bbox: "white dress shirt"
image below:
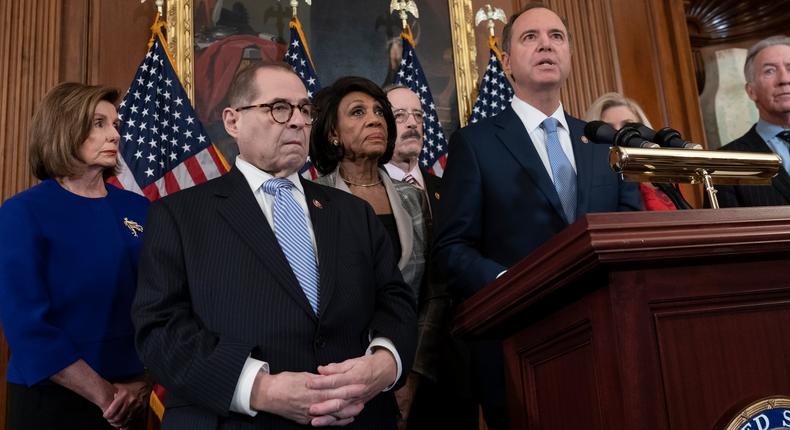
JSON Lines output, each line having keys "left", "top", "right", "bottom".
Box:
{"left": 494, "top": 98, "right": 576, "bottom": 280}
{"left": 229, "top": 157, "right": 402, "bottom": 416}
{"left": 384, "top": 162, "right": 425, "bottom": 189}
{"left": 510, "top": 97, "right": 577, "bottom": 181}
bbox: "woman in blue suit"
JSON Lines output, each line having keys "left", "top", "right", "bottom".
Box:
{"left": 0, "top": 83, "right": 151, "bottom": 429}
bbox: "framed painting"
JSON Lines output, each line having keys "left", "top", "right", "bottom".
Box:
{"left": 166, "top": 0, "right": 478, "bottom": 163}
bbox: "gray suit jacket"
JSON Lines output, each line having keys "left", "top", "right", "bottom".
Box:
{"left": 314, "top": 168, "right": 446, "bottom": 382}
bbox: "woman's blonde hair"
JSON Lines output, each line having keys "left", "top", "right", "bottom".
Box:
{"left": 29, "top": 82, "right": 120, "bottom": 180}
{"left": 584, "top": 92, "right": 652, "bottom": 128}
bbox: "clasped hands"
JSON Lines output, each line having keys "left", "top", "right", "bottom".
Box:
{"left": 102, "top": 378, "right": 152, "bottom": 429}
{"left": 250, "top": 349, "right": 397, "bottom": 427}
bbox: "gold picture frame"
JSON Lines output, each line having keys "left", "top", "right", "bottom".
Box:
{"left": 165, "top": 0, "right": 478, "bottom": 127}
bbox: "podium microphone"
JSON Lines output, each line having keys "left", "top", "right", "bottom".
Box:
{"left": 623, "top": 122, "right": 657, "bottom": 140}
{"left": 584, "top": 121, "right": 659, "bottom": 149}
{"left": 654, "top": 127, "right": 703, "bottom": 150}
{"left": 615, "top": 124, "right": 660, "bottom": 149}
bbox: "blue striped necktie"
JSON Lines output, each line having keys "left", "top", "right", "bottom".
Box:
{"left": 542, "top": 117, "right": 577, "bottom": 223}
{"left": 262, "top": 178, "right": 320, "bottom": 314}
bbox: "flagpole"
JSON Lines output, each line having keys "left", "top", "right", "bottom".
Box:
{"left": 141, "top": 0, "right": 164, "bottom": 17}
{"left": 284, "top": 0, "right": 321, "bottom": 179}
{"left": 468, "top": 6, "right": 513, "bottom": 125}
{"left": 289, "top": 0, "right": 312, "bottom": 18}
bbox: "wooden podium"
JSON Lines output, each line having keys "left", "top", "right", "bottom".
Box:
{"left": 453, "top": 207, "right": 790, "bottom": 429}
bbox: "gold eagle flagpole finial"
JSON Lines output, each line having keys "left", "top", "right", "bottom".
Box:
{"left": 475, "top": 4, "right": 507, "bottom": 38}
{"left": 390, "top": 0, "right": 419, "bottom": 30}
{"left": 288, "top": 0, "right": 312, "bottom": 18}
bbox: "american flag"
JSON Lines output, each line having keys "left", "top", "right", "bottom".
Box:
{"left": 393, "top": 29, "right": 447, "bottom": 177}
{"left": 469, "top": 36, "right": 513, "bottom": 124}
{"left": 109, "top": 27, "right": 228, "bottom": 200}
{"left": 285, "top": 16, "right": 321, "bottom": 179}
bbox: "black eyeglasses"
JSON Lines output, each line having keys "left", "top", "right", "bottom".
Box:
{"left": 235, "top": 101, "right": 317, "bottom": 124}
{"left": 393, "top": 109, "right": 425, "bottom": 124}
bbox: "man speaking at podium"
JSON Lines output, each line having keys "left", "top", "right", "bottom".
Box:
{"left": 433, "top": 3, "right": 641, "bottom": 428}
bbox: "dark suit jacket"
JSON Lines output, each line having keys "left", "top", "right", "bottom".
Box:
{"left": 421, "top": 167, "right": 441, "bottom": 218}
{"left": 717, "top": 125, "right": 790, "bottom": 207}
{"left": 132, "top": 168, "right": 417, "bottom": 430}
{"left": 434, "top": 107, "right": 643, "bottom": 300}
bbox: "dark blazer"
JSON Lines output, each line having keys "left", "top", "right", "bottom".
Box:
{"left": 717, "top": 125, "right": 790, "bottom": 207}
{"left": 132, "top": 168, "right": 417, "bottom": 430}
{"left": 421, "top": 167, "right": 441, "bottom": 217}
{"left": 434, "top": 106, "right": 642, "bottom": 300}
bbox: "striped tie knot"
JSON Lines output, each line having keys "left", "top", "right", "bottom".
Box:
{"left": 262, "top": 177, "right": 294, "bottom": 195}
{"left": 777, "top": 130, "right": 790, "bottom": 145}
{"left": 403, "top": 173, "right": 420, "bottom": 188}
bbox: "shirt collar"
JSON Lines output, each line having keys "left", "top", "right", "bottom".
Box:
{"left": 511, "top": 96, "right": 568, "bottom": 134}
{"left": 235, "top": 156, "right": 305, "bottom": 195}
{"left": 384, "top": 162, "right": 422, "bottom": 184}
{"left": 756, "top": 119, "right": 787, "bottom": 143}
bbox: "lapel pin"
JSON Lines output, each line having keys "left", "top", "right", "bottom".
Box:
{"left": 434, "top": 192, "right": 440, "bottom": 200}
{"left": 312, "top": 199, "right": 323, "bottom": 209}
{"left": 123, "top": 217, "right": 143, "bottom": 237}
{"left": 580, "top": 136, "right": 589, "bottom": 144}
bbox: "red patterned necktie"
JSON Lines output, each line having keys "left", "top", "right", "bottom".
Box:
{"left": 403, "top": 174, "right": 421, "bottom": 189}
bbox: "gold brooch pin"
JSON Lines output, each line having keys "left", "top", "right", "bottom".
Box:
{"left": 123, "top": 217, "right": 144, "bottom": 237}
{"left": 312, "top": 199, "right": 323, "bottom": 209}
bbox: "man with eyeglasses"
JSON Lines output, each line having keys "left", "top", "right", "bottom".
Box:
{"left": 381, "top": 85, "right": 477, "bottom": 430}
{"left": 383, "top": 85, "right": 442, "bottom": 215}
{"left": 133, "top": 61, "right": 417, "bottom": 430}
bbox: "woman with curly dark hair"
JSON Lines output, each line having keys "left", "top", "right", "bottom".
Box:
{"left": 311, "top": 76, "right": 449, "bottom": 427}
{"left": 310, "top": 76, "right": 428, "bottom": 292}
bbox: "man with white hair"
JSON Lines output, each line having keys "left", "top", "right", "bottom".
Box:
{"left": 383, "top": 84, "right": 441, "bottom": 214}
{"left": 718, "top": 35, "right": 790, "bottom": 207}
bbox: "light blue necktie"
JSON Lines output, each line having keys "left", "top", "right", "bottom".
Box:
{"left": 542, "top": 117, "right": 577, "bottom": 223}
{"left": 777, "top": 131, "right": 790, "bottom": 175}
{"left": 262, "top": 178, "right": 320, "bottom": 314}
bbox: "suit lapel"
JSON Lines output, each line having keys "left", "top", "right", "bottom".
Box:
{"left": 495, "top": 107, "right": 566, "bottom": 221}
{"left": 216, "top": 168, "right": 317, "bottom": 320}
{"left": 743, "top": 127, "right": 790, "bottom": 203}
{"left": 419, "top": 166, "right": 439, "bottom": 218}
{"left": 302, "top": 179, "right": 338, "bottom": 318}
{"left": 772, "top": 170, "right": 790, "bottom": 203}
{"left": 568, "top": 114, "right": 593, "bottom": 216}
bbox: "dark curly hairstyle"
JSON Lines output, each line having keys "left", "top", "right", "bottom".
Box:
{"left": 309, "top": 76, "right": 397, "bottom": 175}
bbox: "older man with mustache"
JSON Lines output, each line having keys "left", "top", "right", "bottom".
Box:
{"left": 383, "top": 85, "right": 442, "bottom": 215}
{"left": 381, "top": 85, "right": 476, "bottom": 430}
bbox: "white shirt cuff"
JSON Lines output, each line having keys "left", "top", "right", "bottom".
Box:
{"left": 366, "top": 336, "right": 402, "bottom": 391}
{"left": 496, "top": 269, "right": 508, "bottom": 279}
{"left": 230, "top": 356, "right": 267, "bottom": 416}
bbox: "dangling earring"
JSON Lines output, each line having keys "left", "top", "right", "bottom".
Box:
{"left": 330, "top": 137, "right": 340, "bottom": 147}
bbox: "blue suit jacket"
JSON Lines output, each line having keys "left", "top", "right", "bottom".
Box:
{"left": 434, "top": 107, "right": 642, "bottom": 300}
